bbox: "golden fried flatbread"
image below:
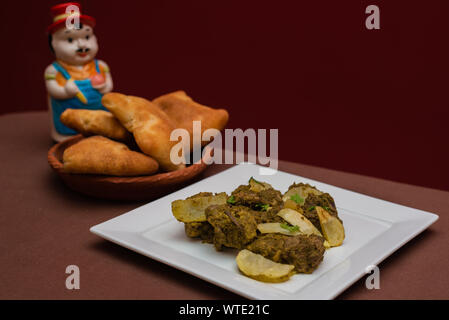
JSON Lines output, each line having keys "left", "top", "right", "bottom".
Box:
{"left": 102, "top": 93, "right": 185, "bottom": 172}
{"left": 63, "top": 136, "right": 159, "bottom": 176}
{"left": 60, "top": 109, "right": 131, "bottom": 142}
{"left": 153, "top": 91, "right": 229, "bottom": 149}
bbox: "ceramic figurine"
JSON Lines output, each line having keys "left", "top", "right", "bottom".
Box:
{"left": 44, "top": 2, "right": 113, "bottom": 142}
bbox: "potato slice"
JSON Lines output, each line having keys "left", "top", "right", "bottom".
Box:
{"left": 316, "top": 206, "right": 345, "bottom": 247}
{"left": 236, "top": 249, "right": 295, "bottom": 283}
{"left": 171, "top": 192, "right": 228, "bottom": 222}
{"left": 282, "top": 185, "right": 323, "bottom": 203}
{"left": 248, "top": 177, "right": 272, "bottom": 192}
{"left": 283, "top": 199, "right": 298, "bottom": 210}
{"left": 258, "top": 210, "right": 332, "bottom": 249}
{"left": 257, "top": 222, "right": 301, "bottom": 236}
{"left": 277, "top": 208, "right": 322, "bottom": 237}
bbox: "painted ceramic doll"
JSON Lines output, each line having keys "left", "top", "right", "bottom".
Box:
{"left": 44, "top": 2, "right": 113, "bottom": 142}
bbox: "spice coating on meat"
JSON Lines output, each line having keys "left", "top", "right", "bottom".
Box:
{"left": 231, "top": 185, "right": 284, "bottom": 212}
{"left": 302, "top": 193, "right": 339, "bottom": 231}
{"left": 184, "top": 222, "right": 214, "bottom": 243}
{"left": 285, "top": 183, "right": 341, "bottom": 232}
{"left": 177, "top": 179, "right": 336, "bottom": 277}
{"left": 246, "top": 233, "right": 325, "bottom": 274}
{"left": 250, "top": 208, "right": 284, "bottom": 224}
{"left": 205, "top": 204, "right": 258, "bottom": 251}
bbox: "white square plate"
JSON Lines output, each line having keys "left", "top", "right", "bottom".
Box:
{"left": 90, "top": 163, "right": 438, "bottom": 299}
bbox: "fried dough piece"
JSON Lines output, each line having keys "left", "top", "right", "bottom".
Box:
{"left": 153, "top": 91, "right": 229, "bottom": 149}
{"left": 63, "top": 136, "right": 159, "bottom": 176}
{"left": 60, "top": 109, "right": 131, "bottom": 142}
{"left": 102, "top": 93, "right": 185, "bottom": 172}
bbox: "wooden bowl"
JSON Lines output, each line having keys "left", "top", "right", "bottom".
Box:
{"left": 48, "top": 135, "right": 209, "bottom": 201}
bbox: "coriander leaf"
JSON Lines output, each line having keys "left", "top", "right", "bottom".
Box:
{"left": 227, "top": 195, "right": 236, "bottom": 204}
{"left": 323, "top": 206, "right": 331, "bottom": 211}
{"left": 290, "top": 194, "right": 304, "bottom": 204}
{"left": 261, "top": 204, "right": 271, "bottom": 211}
{"left": 308, "top": 206, "right": 316, "bottom": 211}
{"left": 280, "top": 223, "right": 300, "bottom": 233}
{"left": 254, "top": 203, "right": 271, "bottom": 211}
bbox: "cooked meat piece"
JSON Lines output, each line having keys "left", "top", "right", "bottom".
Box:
{"left": 287, "top": 182, "right": 323, "bottom": 194}
{"left": 228, "top": 196, "right": 283, "bottom": 224}
{"left": 231, "top": 185, "right": 284, "bottom": 212}
{"left": 246, "top": 233, "right": 325, "bottom": 273}
{"left": 205, "top": 204, "right": 258, "bottom": 251}
{"left": 284, "top": 183, "right": 341, "bottom": 233}
{"left": 250, "top": 208, "right": 284, "bottom": 224}
{"left": 302, "top": 193, "right": 340, "bottom": 231}
{"left": 184, "top": 222, "right": 214, "bottom": 243}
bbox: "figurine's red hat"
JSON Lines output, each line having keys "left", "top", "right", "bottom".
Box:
{"left": 47, "top": 2, "right": 96, "bottom": 34}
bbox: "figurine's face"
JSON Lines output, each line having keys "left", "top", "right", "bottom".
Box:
{"left": 52, "top": 24, "right": 98, "bottom": 66}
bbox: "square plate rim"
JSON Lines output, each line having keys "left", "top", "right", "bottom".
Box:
{"left": 90, "top": 163, "right": 439, "bottom": 300}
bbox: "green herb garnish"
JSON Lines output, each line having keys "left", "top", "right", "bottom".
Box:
{"left": 308, "top": 206, "right": 316, "bottom": 211}
{"left": 280, "top": 223, "right": 300, "bottom": 233}
{"left": 290, "top": 194, "right": 304, "bottom": 204}
{"left": 254, "top": 203, "right": 271, "bottom": 211}
{"left": 227, "top": 195, "right": 236, "bottom": 204}
{"left": 323, "top": 206, "right": 331, "bottom": 211}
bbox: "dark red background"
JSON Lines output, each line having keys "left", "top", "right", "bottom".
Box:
{"left": 2, "top": 0, "right": 449, "bottom": 190}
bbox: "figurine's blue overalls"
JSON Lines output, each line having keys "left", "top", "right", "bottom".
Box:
{"left": 50, "top": 59, "right": 106, "bottom": 135}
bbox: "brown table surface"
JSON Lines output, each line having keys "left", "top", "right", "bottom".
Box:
{"left": 1, "top": 111, "right": 448, "bottom": 300}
